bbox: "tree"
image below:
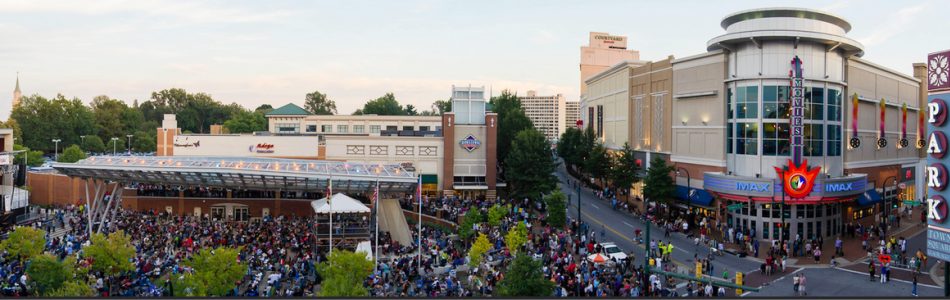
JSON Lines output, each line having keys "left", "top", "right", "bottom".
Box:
{"left": 12, "top": 94, "right": 96, "bottom": 152}
{"left": 223, "top": 110, "right": 266, "bottom": 133}
{"left": 175, "top": 247, "right": 248, "bottom": 297}
{"left": 13, "top": 144, "right": 44, "bottom": 167}
{"left": 403, "top": 104, "right": 418, "bottom": 116}
{"left": 0, "top": 226, "right": 45, "bottom": 261}
{"left": 544, "top": 190, "right": 567, "bottom": 228}
{"left": 254, "top": 104, "right": 274, "bottom": 114}
{"left": 316, "top": 250, "right": 373, "bottom": 297}
{"left": 58, "top": 145, "right": 86, "bottom": 163}
{"left": 467, "top": 233, "right": 491, "bottom": 268}
{"left": 487, "top": 204, "right": 508, "bottom": 227}
{"left": 83, "top": 135, "right": 106, "bottom": 153}
{"left": 26, "top": 254, "right": 77, "bottom": 296}
{"left": 432, "top": 99, "right": 451, "bottom": 115}
{"left": 90, "top": 95, "right": 130, "bottom": 143}
{"left": 105, "top": 137, "right": 126, "bottom": 155}
{"left": 504, "top": 222, "right": 528, "bottom": 254}
{"left": 0, "top": 118, "right": 23, "bottom": 144}
{"left": 585, "top": 142, "right": 610, "bottom": 188}
{"left": 496, "top": 254, "right": 555, "bottom": 296}
{"left": 46, "top": 280, "right": 94, "bottom": 297}
{"left": 458, "top": 207, "right": 483, "bottom": 241}
{"left": 144, "top": 88, "right": 238, "bottom": 133}
{"left": 642, "top": 156, "right": 675, "bottom": 205}
{"left": 611, "top": 142, "right": 640, "bottom": 200}
{"left": 360, "top": 93, "right": 405, "bottom": 115}
{"left": 556, "top": 127, "right": 584, "bottom": 169}
{"left": 504, "top": 129, "right": 557, "bottom": 200}
{"left": 84, "top": 231, "right": 135, "bottom": 294}
{"left": 132, "top": 131, "right": 156, "bottom": 153}
{"left": 304, "top": 90, "right": 337, "bottom": 115}
{"left": 490, "top": 90, "right": 534, "bottom": 168}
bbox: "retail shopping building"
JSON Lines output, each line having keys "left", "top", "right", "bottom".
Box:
{"left": 581, "top": 7, "right": 927, "bottom": 241}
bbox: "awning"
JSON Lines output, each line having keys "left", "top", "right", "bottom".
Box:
{"left": 355, "top": 240, "right": 373, "bottom": 261}
{"left": 856, "top": 189, "right": 883, "bottom": 207}
{"left": 674, "top": 185, "right": 714, "bottom": 207}
{"left": 310, "top": 193, "right": 371, "bottom": 214}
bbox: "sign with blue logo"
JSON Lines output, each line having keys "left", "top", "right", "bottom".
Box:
{"left": 704, "top": 173, "right": 866, "bottom": 198}
{"left": 459, "top": 134, "right": 481, "bottom": 152}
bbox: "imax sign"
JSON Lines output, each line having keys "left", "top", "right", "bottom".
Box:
{"left": 736, "top": 182, "right": 770, "bottom": 192}
{"left": 825, "top": 182, "right": 855, "bottom": 192}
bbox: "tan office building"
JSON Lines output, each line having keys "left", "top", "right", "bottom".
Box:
{"left": 580, "top": 32, "right": 640, "bottom": 98}
{"left": 518, "top": 90, "right": 566, "bottom": 142}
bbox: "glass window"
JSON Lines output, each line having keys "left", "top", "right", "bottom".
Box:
{"left": 353, "top": 125, "right": 365, "bottom": 133}
{"left": 321, "top": 125, "right": 332, "bottom": 133}
{"left": 764, "top": 222, "right": 770, "bottom": 239}
{"left": 306, "top": 125, "right": 317, "bottom": 133}
{"left": 403, "top": 126, "right": 414, "bottom": 131}
{"left": 727, "top": 123, "right": 733, "bottom": 154}
{"left": 762, "top": 122, "right": 790, "bottom": 156}
{"left": 276, "top": 123, "right": 299, "bottom": 133}
{"left": 337, "top": 125, "right": 348, "bottom": 133}
{"left": 827, "top": 89, "right": 842, "bottom": 121}
{"left": 737, "top": 122, "right": 758, "bottom": 155}
{"left": 804, "top": 124, "right": 824, "bottom": 156}
{"left": 804, "top": 87, "right": 824, "bottom": 120}
{"left": 370, "top": 125, "right": 381, "bottom": 133}
{"left": 386, "top": 126, "right": 398, "bottom": 131}
{"left": 827, "top": 124, "right": 842, "bottom": 156}
{"left": 727, "top": 88, "right": 734, "bottom": 119}
{"left": 736, "top": 86, "right": 758, "bottom": 119}
{"left": 419, "top": 126, "right": 430, "bottom": 132}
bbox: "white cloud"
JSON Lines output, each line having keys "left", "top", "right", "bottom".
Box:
{"left": 857, "top": 2, "right": 929, "bottom": 47}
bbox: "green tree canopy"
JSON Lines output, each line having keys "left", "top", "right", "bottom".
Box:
{"left": 642, "top": 156, "right": 675, "bottom": 204}
{"left": 13, "top": 144, "right": 44, "bottom": 167}
{"left": 316, "top": 250, "right": 374, "bottom": 297}
{"left": 0, "top": 226, "right": 46, "bottom": 261}
{"left": 83, "top": 135, "right": 106, "bottom": 153}
{"left": 487, "top": 204, "right": 508, "bottom": 227}
{"left": 176, "top": 247, "right": 248, "bottom": 297}
{"left": 223, "top": 110, "right": 266, "bottom": 133}
{"left": 254, "top": 104, "right": 274, "bottom": 114}
{"left": 432, "top": 99, "right": 451, "bottom": 115}
{"left": 611, "top": 142, "right": 640, "bottom": 197}
{"left": 496, "top": 254, "right": 555, "bottom": 296}
{"left": 504, "top": 129, "right": 557, "bottom": 200}
{"left": 143, "top": 88, "right": 240, "bottom": 133}
{"left": 12, "top": 94, "right": 96, "bottom": 152}
{"left": 132, "top": 130, "right": 156, "bottom": 153}
{"left": 585, "top": 142, "right": 611, "bottom": 186}
{"left": 26, "top": 254, "right": 77, "bottom": 296}
{"left": 58, "top": 145, "right": 86, "bottom": 163}
{"left": 490, "top": 90, "right": 534, "bottom": 168}
{"left": 84, "top": 231, "right": 136, "bottom": 277}
{"left": 0, "top": 118, "right": 23, "bottom": 144}
{"left": 556, "top": 127, "right": 584, "bottom": 169}
{"left": 46, "top": 280, "right": 94, "bottom": 297}
{"left": 467, "top": 233, "right": 491, "bottom": 268}
{"left": 458, "top": 207, "right": 483, "bottom": 241}
{"left": 304, "top": 90, "right": 337, "bottom": 115}
{"left": 504, "top": 222, "right": 529, "bottom": 254}
{"left": 90, "top": 95, "right": 130, "bottom": 143}
{"left": 544, "top": 190, "right": 567, "bottom": 228}
{"left": 359, "top": 93, "right": 405, "bottom": 115}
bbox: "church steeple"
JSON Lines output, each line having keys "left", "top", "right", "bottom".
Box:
{"left": 12, "top": 72, "right": 21, "bottom": 109}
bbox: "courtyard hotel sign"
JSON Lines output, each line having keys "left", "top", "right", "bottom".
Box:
{"left": 926, "top": 49, "right": 950, "bottom": 262}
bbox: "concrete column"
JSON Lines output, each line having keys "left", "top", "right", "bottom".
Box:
{"left": 178, "top": 190, "right": 185, "bottom": 216}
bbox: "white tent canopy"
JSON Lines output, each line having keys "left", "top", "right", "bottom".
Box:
{"left": 355, "top": 241, "right": 373, "bottom": 261}
{"left": 310, "top": 193, "right": 371, "bottom": 214}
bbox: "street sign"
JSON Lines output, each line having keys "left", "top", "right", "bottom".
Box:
{"left": 904, "top": 200, "right": 922, "bottom": 206}
{"left": 726, "top": 204, "right": 743, "bottom": 211}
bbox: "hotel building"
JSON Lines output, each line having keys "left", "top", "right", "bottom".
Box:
{"left": 518, "top": 90, "right": 566, "bottom": 142}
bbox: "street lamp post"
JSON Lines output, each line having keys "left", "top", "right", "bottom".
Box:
{"left": 110, "top": 137, "right": 118, "bottom": 156}
{"left": 676, "top": 167, "right": 691, "bottom": 208}
{"left": 126, "top": 134, "right": 134, "bottom": 154}
{"left": 881, "top": 175, "right": 898, "bottom": 227}
{"left": 51, "top": 139, "right": 61, "bottom": 161}
{"left": 79, "top": 135, "right": 86, "bottom": 155}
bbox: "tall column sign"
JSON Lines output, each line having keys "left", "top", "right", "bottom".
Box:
{"left": 926, "top": 50, "right": 950, "bottom": 269}
{"left": 775, "top": 56, "right": 821, "bottom": 199}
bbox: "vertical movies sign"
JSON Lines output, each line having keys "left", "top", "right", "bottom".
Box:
{"left": 789, "top": 56, "right": 805, "bottom": 164}
{"left": 926, "top": 49, "right": 950, "bottom": 262}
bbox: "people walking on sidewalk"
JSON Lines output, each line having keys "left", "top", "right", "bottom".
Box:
{"left": 868, "top": 261, "right": 876, "bottom": 281}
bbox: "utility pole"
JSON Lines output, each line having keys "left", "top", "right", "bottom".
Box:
{"left": 126, "top": 134, "right": 134, "bottom": 154}
{"left": 110, "top": 137, "right": 118, "bottom": 156}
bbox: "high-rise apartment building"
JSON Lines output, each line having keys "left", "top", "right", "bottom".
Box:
{"left": 565, "top": 100, "right": 580, "bottom": 130}
{"left": 518, "top": 90, "right": 566, "bottom": 142}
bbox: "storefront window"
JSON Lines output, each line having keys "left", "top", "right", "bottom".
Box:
{"left": 827, "top": 124, "right": 842, "bottom": 156}
{"left": 763, "top": 122, "right": 790, "bottom": 156}
{"left": 727, "top": 88, "right": 734, "bottom": 119}
{"left": 736, "top": 86, "right": 758, "bottom": 119}
{"left": 804, "top": 87, "right": 824, "bottom": 120}
{"left": 827, "top": 89, "right": 842, "bottom": 121}
{"left": 727, "top": 123, "right": 733, "bottom": 154}
{"left": 804, "top": 123, "right": 824, "bottom": 156}
{"left": 763, "top": 222, "right": 770, "bottom": 239}
{"left": 737, "top": 122, "right": 758, "bottom": 155}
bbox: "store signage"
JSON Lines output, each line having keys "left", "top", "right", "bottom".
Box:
{"left": 0, "top": 154, "right": 11, "bottom": 166}
{"left": 824, "top": 182, "right": 854, "bottom": 192}
{"left": 173, "top": 137, "right": 200, "bottom": 148}
{"left": 249, "top": 143, "right": 275, "bottom": 153}
{"left": 790, "top": 56, "right": 805, "bottom": 163}
{"left": 927, "top": 49, "right": 950, "bottom": 262}
{"left": 775, "top": 159, "right": 821, "bottom": 199}
{"left": 459, "top": 134, "right": 481, "bottom": 152}
{"left": 735, "top": 182, "right": 770, "bottom": 192}
{"left": 902, "top": 167, "right": 915, "bottom": 182}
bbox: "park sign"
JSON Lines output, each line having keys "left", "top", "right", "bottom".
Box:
{"left": 927, "top": 49, "right": 950, "bottom": 262}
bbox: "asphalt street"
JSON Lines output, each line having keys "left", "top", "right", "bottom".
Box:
{"left": 554, "top": 164, "right": 945, "bottom": 297}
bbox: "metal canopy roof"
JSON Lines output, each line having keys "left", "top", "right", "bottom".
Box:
{"left": 52, "top": 156, "right": 419, "bottom": 193}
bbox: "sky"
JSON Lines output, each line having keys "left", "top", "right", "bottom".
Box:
{"left": 0, "top": 0, "right": 946, "bottom": 120}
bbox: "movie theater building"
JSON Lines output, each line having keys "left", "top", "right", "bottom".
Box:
{"left": 670, "top": 8, "right": 927, "bottom": 241}
{"left": 154, "top": 85, "right": 498, "bottom": 199}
